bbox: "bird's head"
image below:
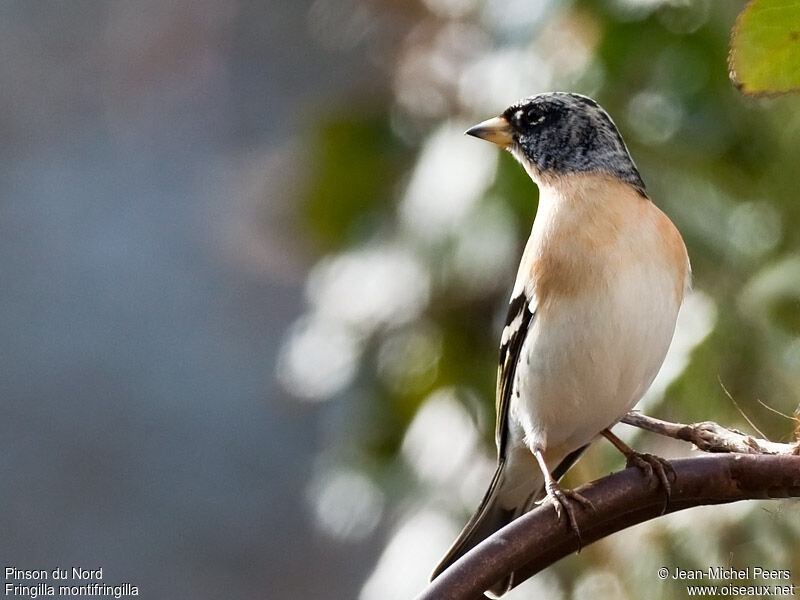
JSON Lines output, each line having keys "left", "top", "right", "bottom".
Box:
{"left": 466, "top": 92, "right": 646, "bottom": 195}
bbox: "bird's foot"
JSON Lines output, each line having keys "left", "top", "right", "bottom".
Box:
{"left": 626, "top": 451, "right": 675, "bottom": 513}
{"left": 541, "top": 480, "right": 594, "bottom": 548}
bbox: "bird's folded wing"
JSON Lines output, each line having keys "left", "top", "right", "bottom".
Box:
{"left": 495, "top": 289, "right": 536, "bottom": 457}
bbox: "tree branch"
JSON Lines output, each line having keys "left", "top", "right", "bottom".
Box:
{"left": 417, "top": 429, "right": 800, "bottom": 600}
{"left": 621, "top": 412, "right": 799, "bottom": 455}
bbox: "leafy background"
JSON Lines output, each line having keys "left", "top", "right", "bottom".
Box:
{"left": 279, "top": 0, "right": 800, "bottom": 598}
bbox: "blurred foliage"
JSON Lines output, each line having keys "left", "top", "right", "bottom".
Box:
{"left": 283, "top": 0, "right": 800, "bottom": 597}
{"left": 303, "top": 110, "right": 411, "bottom": 250}
{"left": 730, "top": 0, "right": 800, "bottom": 95}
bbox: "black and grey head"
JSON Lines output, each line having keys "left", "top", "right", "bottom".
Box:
{"left": 466, "top": 92, "right": 646, "bottom": 195}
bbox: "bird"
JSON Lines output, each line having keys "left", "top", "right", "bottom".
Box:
{"left": 430, "top": 92, "right": 690, "bottom": 596}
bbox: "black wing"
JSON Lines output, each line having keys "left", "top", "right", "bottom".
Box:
{"left": 495, "top": 289, "right": 535, "bottom": 458}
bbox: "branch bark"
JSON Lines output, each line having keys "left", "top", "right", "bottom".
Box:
{"left": 621, "top": 412, "right": 799, "bottom": 455}
{"left": 416, "top": 417, "right": 800, "bottom": 600}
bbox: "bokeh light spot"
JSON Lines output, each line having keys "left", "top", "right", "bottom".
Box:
{"left": 307, "top": 467, "right": 384, "bottom": 541}
{"left": 276, "top": 316, "right": 361, "bottom": 401}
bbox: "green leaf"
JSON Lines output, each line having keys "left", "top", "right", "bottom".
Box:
{"left": 730, "top": 0, "right": 800, "bottom": 95}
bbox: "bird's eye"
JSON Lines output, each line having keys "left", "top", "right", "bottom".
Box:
{"left": 524, "top": 108, "right": 544, "bottom": 126}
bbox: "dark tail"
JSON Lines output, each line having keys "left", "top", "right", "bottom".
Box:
{"left": 430, "top": 460, "right": 520, "bottom": 596}
{"left": 431, "top": 444, "right": 590, "bottom": 597}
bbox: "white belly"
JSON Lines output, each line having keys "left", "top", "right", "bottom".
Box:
{"left": 509, "top": 262, "right": 681, "bottom": 459}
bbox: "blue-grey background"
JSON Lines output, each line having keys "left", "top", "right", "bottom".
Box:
{"left": 0, "top": 2, "right": 382, "bottom": 597}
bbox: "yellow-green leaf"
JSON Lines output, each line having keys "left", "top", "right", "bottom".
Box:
{"left": 729, "top": 0, "right": 800, "bottom": 95}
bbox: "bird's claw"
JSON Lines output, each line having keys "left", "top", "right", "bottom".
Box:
{"left": 626, "top": 451, "right": 675, "bottom": 513}
{"left": 541, "top": 480, "right": 595, "bottom": 549}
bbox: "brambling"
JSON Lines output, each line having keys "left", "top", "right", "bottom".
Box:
{"left": 431, "top": 93, "right": 690, "bottom": 596}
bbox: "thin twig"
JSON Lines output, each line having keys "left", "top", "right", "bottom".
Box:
{"left": 757, "top": 398, "right": 795, "bottom": 422}
{"left": 620, "top": 411, "right": 797, "bottom": 455}
{"left": 717, "top": 375, "right": 767, "bottom": 439}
